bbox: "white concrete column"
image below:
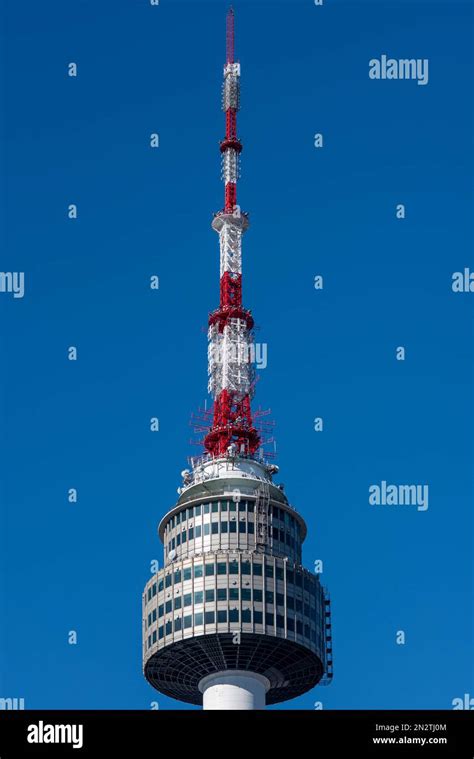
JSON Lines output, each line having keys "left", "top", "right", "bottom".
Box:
{"left": 199, "top": 670, "right": 270, "bottom": 710}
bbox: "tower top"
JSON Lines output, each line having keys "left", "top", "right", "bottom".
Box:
{"left": 226, "top": 7, "right": 235, "bottom": 63}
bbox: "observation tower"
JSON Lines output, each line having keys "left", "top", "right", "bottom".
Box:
{"left": 142, "top": 8, "right": 333, "bottom": 710}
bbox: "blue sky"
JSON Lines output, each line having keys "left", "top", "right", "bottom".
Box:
{"left": 0, "top": 0, "right": 472, "bottom": 710}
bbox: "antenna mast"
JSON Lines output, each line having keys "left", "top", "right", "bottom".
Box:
{"left": 205, "top": 7, "right": 259, "bottom": 458}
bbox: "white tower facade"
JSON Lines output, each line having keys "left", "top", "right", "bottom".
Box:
{"left": 143, "top": 456, "right": 332, "bottom": 709}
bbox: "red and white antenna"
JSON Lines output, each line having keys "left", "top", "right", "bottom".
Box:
{"left": 204, "top": 7, "right": 260, "bottom": 458}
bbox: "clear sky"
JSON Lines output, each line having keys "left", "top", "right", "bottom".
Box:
{"left": 0, "top": 0, "right": 472, "bottom": 710}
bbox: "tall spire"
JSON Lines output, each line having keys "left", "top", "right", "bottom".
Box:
{"left": 204, "top": 8, "right": 259, "bottom": 457}
{"left": 226, "top": 6, "right": 235, "bottom": 64}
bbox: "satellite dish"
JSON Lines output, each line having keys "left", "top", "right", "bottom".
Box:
{"left": 168, "top": 549, "right": 176, "bottom": 561}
